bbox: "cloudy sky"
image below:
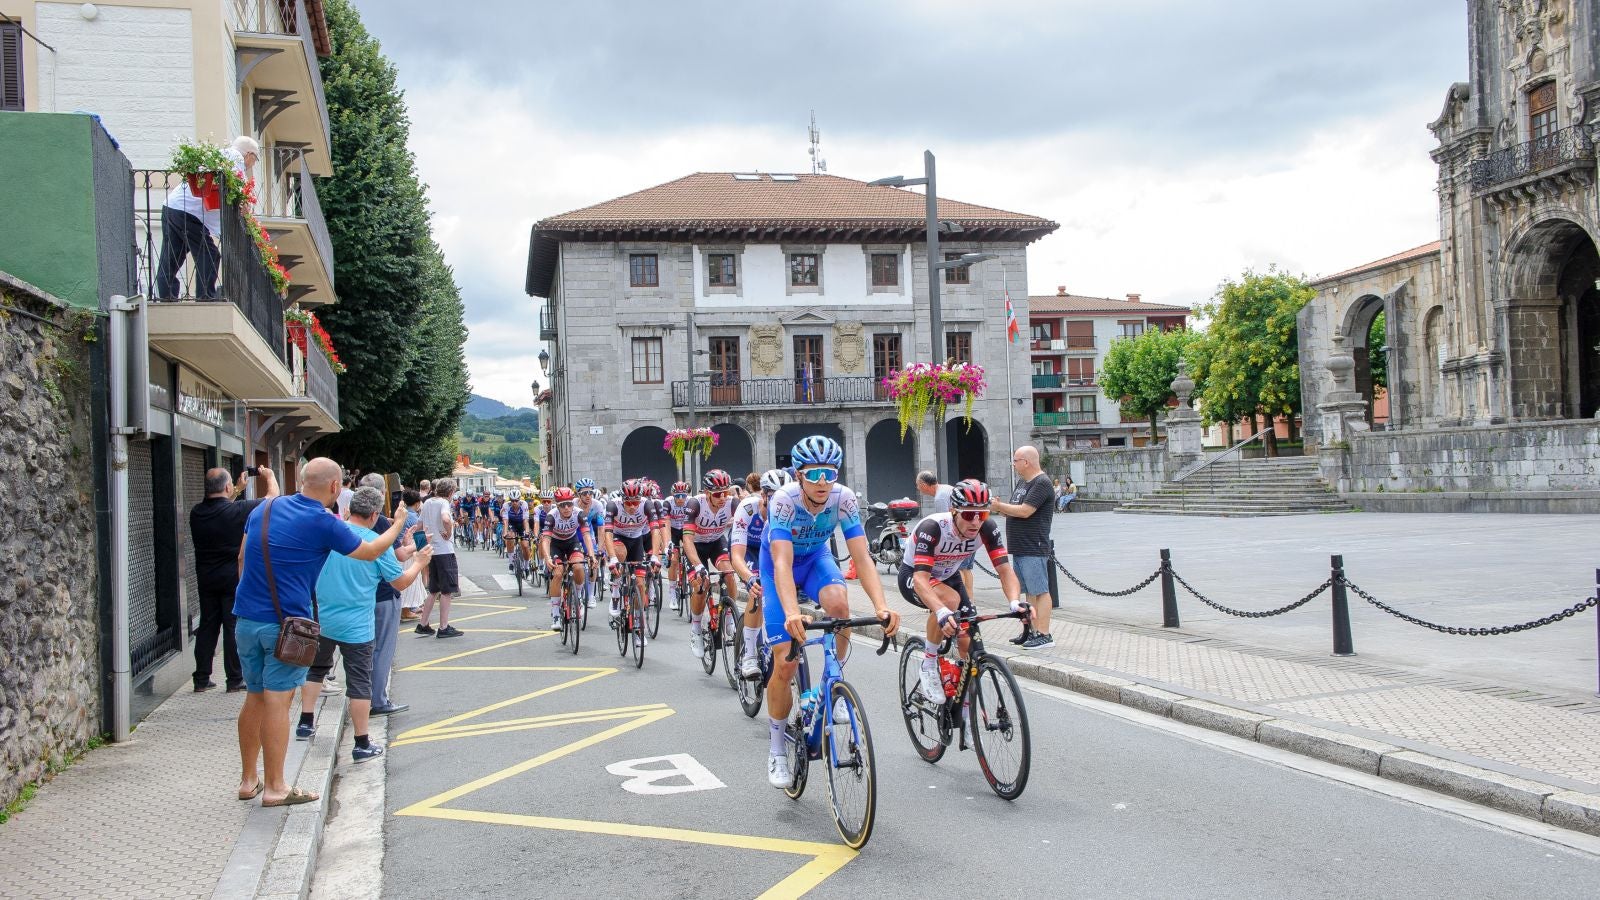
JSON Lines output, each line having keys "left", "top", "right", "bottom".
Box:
{"left": 349, "top": 0, "right": 1466, "bottom": 410}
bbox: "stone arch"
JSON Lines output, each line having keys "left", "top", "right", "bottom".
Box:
{"left": 702, "top": 423, "right": 755, "bottom": 484}
{"left": 774, "top": 422, "right": 846, "bottom": 481}
{"left": 1420, "top": 306, "right": 1445, "bottom": 420}
{"left": 1503, "top": 215, "right": 1600, "bottom": 300}
{"left": 864, "top": 419, "right": 916, "bottom": 503}
{"left": 943, "top": 417, "right": 988, "bottom": 483}
{"left": 1341, "top": 294, "right": 1388, "bottom": 428}
{"left": 618, "top": 425, "right": 676, "bottom": 491}
{"left": 1501, "top": 216, "right": 1600, "bottom": 418}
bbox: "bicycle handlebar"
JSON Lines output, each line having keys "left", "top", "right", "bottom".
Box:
{"left": 784, "top": 614, "right": 894, "bottom": 663}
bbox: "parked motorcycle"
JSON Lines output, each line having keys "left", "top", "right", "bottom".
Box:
{"left": 863, "top": 498, "right": 920, "bottom": 571}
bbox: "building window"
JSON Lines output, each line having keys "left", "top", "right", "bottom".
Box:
{"left": 1529, "top": 81, "right": 1558, "bottom": 144}
{"left": 0, "top": 22, "right": 21, "bottom": 112}
{"left": 707, "top": 253, "right": 736, "bottom": 287}
{"left": 1068, "top": 394, "right": 1097, "bottom": 415}
{"left": 943, "top": 252, "right": 971, "bottom": 284}
{"left": 709, "top": 336, "right": 739, "bottom": 380}
{"left": 1029, "top": 322, "right": 1054, "bottom": 342}
{"left": 945, "top": 331, "right": 972, "bottom": 364}
{"left": 872, "top": 333, "right": 902, "bottom": 379}
{"left": 1119, "top": 320, "right": 1145, "bottom": 340}
{"left": 794, "top": 335, "right": 824, "bottom": 402}
{"left": 870, "top": 253, "right": 899, "bottom": 287}
{"left": 1066, "top": 321, "right": 1094, "bottom": 349}
{"left": 1066, "top": 357, "right": 1095, "bottom": 386}
{"left": 789, "top": 253, "right": 819, "bottom": 287}
{"left": 1031, "top": 359, "right": 1057, "bottom": 376}
{"left": 631, "top": 337, "right": 663, "bottom": 383}
{"left": 629, "top": 254, "right": 659, "bottom": 288}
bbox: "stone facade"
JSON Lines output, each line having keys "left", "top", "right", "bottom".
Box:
{"left": 1330, "top": 419, "right": 1600, "bottom": 493}
{"left": 1046, "top": 445, "right": 1168, "bottom": 502}
{"left": 0, "top": 279, "right": 101, "bottom": 810}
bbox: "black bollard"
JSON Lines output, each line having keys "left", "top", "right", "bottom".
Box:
{"left": 1594, "top": 569, "right": 1599, "bottom": 697}
{"left": 1160, "top": 549, "right": 1180, "bottom": 628}
{"left": 1048, "top": 539, "right": 1061, "bottom": 609}
{"left": 1330, "top": 554, "right": 1356, "bottom": 656}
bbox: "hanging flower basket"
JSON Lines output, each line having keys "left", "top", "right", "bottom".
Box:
{"left": 882, "top": 362, "right": 987, "bottom": 438}
{"left": 184, "top": 172, "right": 223, "bottom": 211}
{"left": 286, "top": 321, "right": 309, "bottom": 355}
{"left": 663, "top": 427, "right": 718, "bottom": 468}
{"left": 284, "top": 307, "right": 347, "bottom": 374}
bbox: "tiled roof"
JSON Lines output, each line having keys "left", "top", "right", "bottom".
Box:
{"left": 1027, "top": 293, "right": 1192, "bottom": 317}
{"left": 526, "top": 173, "right": 1058, "bottom": 297}
{"left": 1311, "top": 241, "right": 1441, "bottom": 286}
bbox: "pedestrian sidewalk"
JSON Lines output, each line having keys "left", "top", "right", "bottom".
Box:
{"left": 0, "top": 682, "right": 345, "bottom": 900}
{"left": 841, "top": 573, "right": 1600, "bottom": 837}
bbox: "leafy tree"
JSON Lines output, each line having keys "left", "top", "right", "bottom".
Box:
{"left": 1191, "top": 267, "right": 1314, "bottom": 455}
{"left": 1368, "top": 312, "right": 1387, "bottom": 391}
{"left": 306, "top": 0, "right": 468, "bottom": 481}
{"left": 1099, "top": 327, "right": 1204, "bottom": 441}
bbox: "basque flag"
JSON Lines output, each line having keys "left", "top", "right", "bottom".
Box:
{"left": 1005, "top": 289, "right": 1020, "bottom": 343}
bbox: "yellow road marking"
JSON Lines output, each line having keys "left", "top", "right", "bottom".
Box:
{"left": 394, "top": 629, "right": 858, "bottom": 897}
{"left": 398, "top": 601, "right": 524, "bottom": 633}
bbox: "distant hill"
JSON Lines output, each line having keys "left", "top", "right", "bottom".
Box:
{"left": 466, "top": 393, "right": 530, "bottom": 419}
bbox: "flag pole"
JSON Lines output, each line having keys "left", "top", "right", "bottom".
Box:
{"left": 1003, "top": 289, "right": 1017, "bottom": 457}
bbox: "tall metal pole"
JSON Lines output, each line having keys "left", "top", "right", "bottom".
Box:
{"left": 924, "top": 150, "right": 946, "bottom": 485}
{"left": 685, "top": 310, "right": 697, "bottom": 486}
{"left": 1004, "top": 312, "right": 1016, "bottom": 460}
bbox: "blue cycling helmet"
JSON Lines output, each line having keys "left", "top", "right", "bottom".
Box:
{"left": 790, "top": 435, "right": 843, "bottom": 469}
{"left": 574, "top": 477, "right": 596, "bottom": 492}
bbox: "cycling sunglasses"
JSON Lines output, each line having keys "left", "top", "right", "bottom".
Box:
{"left": 799, "top": 467, "right": 839, "bottom": 484}
{"left": 956, "top": 510, "right": 989, "bottom": 523}
{"left": 707, "top": 490, "right": 729, "bottom": 500}
{"left": 672, "top": 491, "right": 688, "bottom": 498}
{"left": 578, "top": 489, "right": 595, "bottom": 497}
{"left": 557, "top": 501, "right": 575, "bottom": 508}
{"left": 622, "top": 498, "right": 642, "bottom": 507}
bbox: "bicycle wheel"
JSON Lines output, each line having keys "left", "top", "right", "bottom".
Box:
{"left": 565, "top": 571, "right": 582, "bottom": 655}
{"left": 736, "top": 631, "right": 766, "bottom": 718}
{"left": 647, "top": 571, "right": 662, "bottom": 639}
{"left": 783, "top": 669, "right": 809, "bottom": 801}
{"left": 969, "top": 656, "right": 1031, "bottom": 800}
{"left": 630, "top": 589, "right": 646, "bottom": 669}
{"left": 824, "top": 680, "right": 877, "bottom": 850}
{"left": 700, "top": 599, "right": 718, "bottom": 676}
{"left": 718, "top": 600, "right": 739, "bottom": 691}
{"left": 580, "top": 569, "right": 591, "bottom": 631}
{"left": 559, "top": 571, "right": 573, "bottom": 647}
{"left": 896, "top": 637, "right": 947, "bottom": 763}
{"left": 513, "top": 549, "right": 524, "bottom": 597}
{"left": 616, "top": 578, "right": 631, "bottom": 657}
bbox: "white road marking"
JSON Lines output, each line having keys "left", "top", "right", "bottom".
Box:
{"left": 457, "top": 579, "right": 485, "bottom": 596}
{"left": 604, "top": 754, "right": 725, "bottom": 795}
{"left": 493, "top": 574, "right": 520, "bottom": 592}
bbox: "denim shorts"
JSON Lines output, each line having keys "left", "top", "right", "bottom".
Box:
{"left": 1012, "top": 555, "right": 1051, "bottom": 598}
{"left": 235, "top": 616, "right": 310, "bottom": 693}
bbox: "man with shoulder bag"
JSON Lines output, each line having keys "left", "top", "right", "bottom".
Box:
{"left": 231, "top": 458, "right": 409, "bottom": 807}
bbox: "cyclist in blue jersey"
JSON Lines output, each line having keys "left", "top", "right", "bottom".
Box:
{"left": 574, "top": 479, "right": 607, "bottom": 607}
{"left": 730, "top": 468, "right": 790, "bottom": 681}
{"left": 760, "top": 436, "right": 899, "bottom": 787}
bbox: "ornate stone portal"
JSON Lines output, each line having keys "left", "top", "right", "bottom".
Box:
{"left": 749, "top": 324, "right": 783, "bottom": 376}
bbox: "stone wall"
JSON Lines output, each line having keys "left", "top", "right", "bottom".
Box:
{"left": 0, "top": 280, "right": 102, "bottom": 810}
{"left": 1323, "top": 420, "right": 1600, "bottom": 497}
{"left": 1046, "top": 445, "right": 1167, "bottom": 501}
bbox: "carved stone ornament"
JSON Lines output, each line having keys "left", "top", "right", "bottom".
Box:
{"left": 832, "top": 322, "right": 865, "bottom": 374}
{"left": 749, "top": 324, "right": 784, "bottom": 376}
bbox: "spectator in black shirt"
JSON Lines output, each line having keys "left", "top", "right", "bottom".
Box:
{"left": 990, "top": 446, "right": 1056, "bottom": 650}
{"left": 189, "top": 466, "right": 280, "bottom": 690}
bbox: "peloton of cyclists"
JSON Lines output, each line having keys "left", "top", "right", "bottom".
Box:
{"left": 729, "top": 468, "right": 791, "bottom": 681}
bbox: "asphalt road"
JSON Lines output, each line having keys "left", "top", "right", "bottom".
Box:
{"left": 376, "top": 547, "right": 1600, "bottom": 899}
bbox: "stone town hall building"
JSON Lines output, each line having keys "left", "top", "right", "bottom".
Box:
{"left": 1299, "top": 1, "right": 1600, "bottom": 506}
{"left": 525, "top": 173, "right": 1057, "bottom": 500}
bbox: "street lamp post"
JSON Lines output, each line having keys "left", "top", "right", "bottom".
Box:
{"left": 872, "top": 153, "right": 999, "bottom": 485}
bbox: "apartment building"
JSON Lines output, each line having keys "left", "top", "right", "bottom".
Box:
{"left": 1026, "top": 288, "right": 1190, "bottom": 449}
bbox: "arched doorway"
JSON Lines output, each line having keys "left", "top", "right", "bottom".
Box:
{"left": 618, "top": 425, "right": 675, "bottom": 490}
{"left": 865, "top": 419, "right": 916, "bottom": 503}
{"left": 774, "top": 422, "right": 846, "bottom": 481}
{"left": 1344, "top": 295, "right": 1386, "bottom": 428}
{"left": 1505, "top": 218, "right": 1600, "bottom": 418}
{"left": 1559, "top": 238, "right": 1600, "bottom": 417}
{"left": 1421, "top": 306, "right": 1444, "bottom": 419}
{"left": 943, "top": 417, "right": 987, "bottom": 483}
{"left": 703, "top": 423, "right": 755, "bottom": 483}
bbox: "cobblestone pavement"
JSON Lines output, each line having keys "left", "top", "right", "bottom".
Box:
{"left": 0, "top": 686, "right": 251, "bottom": 900}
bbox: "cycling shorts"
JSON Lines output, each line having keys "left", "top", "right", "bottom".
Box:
{"left": 691, "top": 537, "right": 729, "bottom": 567}
{"left": 670, "top": 527, "right": 684, "bottom": 548}
{"left": 897, "top": 563, "right": 974, "bottom": 616}
{"left": 759, "top": 548, "right": 845, "bottom": 647}
{"left": 506, "top": 519, "right": 527, "bottom": 538}
{"left": 546, "top": 536, "right": 584, "bottom": 563}
{"left": 613, "top": 533, "right": 648, "bottom": 564}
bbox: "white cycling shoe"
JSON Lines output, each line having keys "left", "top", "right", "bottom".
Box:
{"left": 739, "top": 652, "right": 762, "bottom": 681}
{"left": 767, "top": 753, "right": 792, "bottom": 788}
{"left": 919, "top": 664, "right": 945, "bottom": 701}
{"left": 689, "top": 630, "right": 705, "bottom": 657}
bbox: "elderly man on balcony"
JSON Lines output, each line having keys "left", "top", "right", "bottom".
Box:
{"left": 155, "top": 135, "right": 260, "bottom": 300}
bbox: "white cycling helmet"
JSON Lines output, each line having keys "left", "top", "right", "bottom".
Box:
{"left": 760, "top": 469, "right": 792, "bottom": 492}
{"left": 509, "top": 489, "right": 522, "bottom": 501}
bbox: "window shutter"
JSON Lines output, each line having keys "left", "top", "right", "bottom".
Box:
{"left": 1, "top": 23, "right": 23, "bottom": 112}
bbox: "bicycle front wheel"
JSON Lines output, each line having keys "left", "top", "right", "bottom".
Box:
{"left": 700, "top": 592, "right": 720, "bottom": 676}
{"left": 896, "top": 637, "right": 947, "bottom": 763}
{"left": 718, "top": 601, "right": 739, "bottom": 690}
{"left": 824, "top": 680, "right": 878, "bottom": 850}
{"left": 647, "top": 572, "right": 662, "bottom": 638}
{"left": 736, "top": 631, "right": 765, "bottom": 718}
{"left": 513, "top": 550, "right": 524, "bottom": 597}
{"left": 631, "top": 594, "right": 646, "bottom": 669}
{"left": 615, "top": 580, "right": 631, "bottom": 658}
{"left": 970, "top": 656, "right": 1030, "bottom": 800}
{"left": 783, "top": 672, "right": 809, "bottom": 801}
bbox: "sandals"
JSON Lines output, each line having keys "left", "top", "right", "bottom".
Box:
{"left": 261, "top": 787, "right": 319, "bottom": 808}
{"left": 237, "top": 782, "right": 263, "bottom": 801}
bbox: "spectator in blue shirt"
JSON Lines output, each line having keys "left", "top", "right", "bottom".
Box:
{"left": 295, "top": 486, "right": 429, "bottom": 763}
{"left": 232, "top": 458, "right": 409, "bottom": 807}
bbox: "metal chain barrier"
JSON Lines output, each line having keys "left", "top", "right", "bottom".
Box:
{"left": 1169, "top": 567, "right": 1333, "bottom": 619}
{"left": 973, "top": 557, "right": 999, "bottom": 579}
{"left": 1051, "top": 554, "right": 1162, "bottom": 597}
{"left": 1342, "top": 579, "right": 1599, "bottom": 636}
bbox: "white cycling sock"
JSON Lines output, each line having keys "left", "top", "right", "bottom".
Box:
{"left": 769, "top": 718, "right": 786, "bottom": 756}
{"left": 742, "top": 626, "right": 761, "bottom": 652}
{"left": 923, "top": 649, "right": 939, "bottom": 669}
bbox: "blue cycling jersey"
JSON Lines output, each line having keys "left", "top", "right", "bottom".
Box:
{"left": 762, "top": 482, "right": 865, "bottom": 556}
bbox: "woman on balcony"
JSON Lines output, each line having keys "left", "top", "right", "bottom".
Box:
{"left": 155, "top": 135, "right": 259, "bottom": 300}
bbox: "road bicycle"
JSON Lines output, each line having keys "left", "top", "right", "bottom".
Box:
{"left": 698, "top": 569, "right": 739, "bottom": 687}
{"left": 457, "top": 518, "right": 476, "bottom": 552}
{"left": 646, "top": 557, "right": 664, "bottom": 639}
{"left": 897, "top": 608, "right": 1032, "bottom": 800}
{"left": 556, "top": 562, "right": 581, "bottom": 655}
{"left": 736, "top": 587, "right": 816, "bottom": 719}
{"left": 509, "top": 539, "right": 533, "bottom": 597}
{"left": 668, "top": 544, "right": 689, "bottom": 617}
{"left": 779, "top": 615, "right": 892, "bottom": 850}
{"left": 613, "top": 562, "right": 649, "bottom": 668}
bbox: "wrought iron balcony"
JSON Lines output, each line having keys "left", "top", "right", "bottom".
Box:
{"left": 1470, "top": 125, "right": 1595, "bottom": 191}
{"left": 671, "top": 375, "right": 887, "bottom": 409}
{"left": 540, "top": 303, "right": 557, "bottom": 340}
{"left": 1033, "top": 411, "right": 1098, "bottom": 427}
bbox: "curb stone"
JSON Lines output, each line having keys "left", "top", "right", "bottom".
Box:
{"left": 848, "top": 619, "right": 1600, "bottom": 837}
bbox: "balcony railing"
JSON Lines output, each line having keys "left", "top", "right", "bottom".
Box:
{"left": 1034, "top": 411, "right": 1098, "bottom": 427}
{"left": 672, "top": 376, "right": 886, "bottom": 408}
{"left": 288, "top": 337, "right": 340, "bottom": 421}
{"left": 231, "top": 0, "right": 330, "bottom": 141}
{"left": 134, "top": 169, "right": 286, "bottom": 358}
{"left": 1031, "top": 373, "right": 1062, "bottom": 389}
{"left": 540, "top": 303, "right": 557, "bottom": 340}
{"left": 1470, "top": 125, "right": 1595, "bottom": 190}
{"left": 257, "top": 146, "right": 335, "bottom": 293}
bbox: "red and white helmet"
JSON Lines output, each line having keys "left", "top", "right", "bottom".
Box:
{"left": 552, "top": 486, "right": 575, "bottom": 503}
{"left": 948, "top": 479, "right": 991, "bottom": 510}
{"left": 622, "top": 479, "right": 645, "bottom": 499}
{"left": 702, "top": 469, "right": 733, "bottom": 491}
{"left": 671, "top": 481, "right": 690, "bottom": 495}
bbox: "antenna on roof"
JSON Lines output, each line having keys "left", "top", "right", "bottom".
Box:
{"left": 808, "top": 110, "right": 827, "bottom": 175}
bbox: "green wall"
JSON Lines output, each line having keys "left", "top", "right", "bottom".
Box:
{"left": 0, "top": 113, "right": 101, "bottom": 310}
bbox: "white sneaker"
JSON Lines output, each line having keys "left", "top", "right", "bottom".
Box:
{"left": 767, "top": 753, "right": 792, "bottom": 788}
{"left": 549, "top": 611, "right": 561, "bottom": 630}
{"left": 919, "top": 663, "right": 945, "bottom": 701}
{"left": 586, "top": 597, "right": 596, "bottom": 609}
{"left": 739, "top": 652, "right": 762, "bottom": 681}
{"left": 689, "top": 630, "right": 705, "bottom": 657}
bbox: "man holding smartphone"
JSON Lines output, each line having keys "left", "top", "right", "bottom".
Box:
{"left": 189, "top": 465, "right": 279, "bottom": 691}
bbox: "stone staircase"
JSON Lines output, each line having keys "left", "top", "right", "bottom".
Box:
{"left": 1116, "top": 456, "right": 1354, "bottom": 516}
